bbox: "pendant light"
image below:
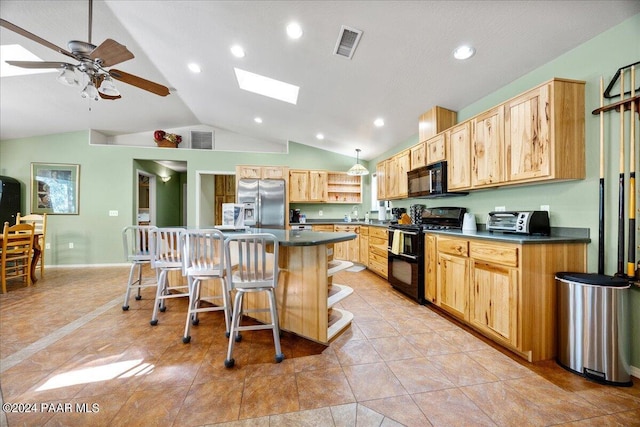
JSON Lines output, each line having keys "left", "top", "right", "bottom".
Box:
{"left": 347, "top": 148, "right": 369, "bottom": 176}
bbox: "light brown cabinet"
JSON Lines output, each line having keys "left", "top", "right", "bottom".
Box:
{"left": 472, "top": 105, "right": 505, "bottom": 187}
{"left": 447, "top": 122, "right": 472, "bottom": 190}
{"left": 381, "top": 150, "right": 411, "bottom": 200}
{"left": 376, "top": 161, "right": 387, "bottom": 200}
{"left": 424, "top": 234, "right": 437, "bottom": 303}
{"left": 437, "top": 237, "right": 470, "bottom": 320}
{"left": 214, "top": 175, "right": 236, "bottom": 224}
{"left": 410, "top": 143, "right": 427, "bottom": 169}
{"left": 469, "top": 242, "right": 519, "bottom": 347}
{"left": 334, "top": 225, "right": 359, "bottom": 263}
{"left": 419, "top": 106, "right": 457, "bottom": 143}
{"left": 504, "top": 79, "right": 585, "bottom": 184}
{"left": 236, "top": 165, "right": 287, "bottom": 179}
{"left": 289, "top": 170, "right": 327, "bottom": 202}
{"left": 426, "top": 133, "right": 447, "bottom": 165}
{"left": 428, "top": 233, "right": 587, "bottom": 362}
{"left": 368, "top": 227, "right": 388, "bottom": 278}
{"left": 359, "top": 226, "right": 369, "bottom": 266}
{"left": 289, "top": 170, "right": 309, "bottom": 202}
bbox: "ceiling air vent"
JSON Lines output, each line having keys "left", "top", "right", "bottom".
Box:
{"left": 333, "top": 25, "right": 363, "bottom": 60}
{"left": 190, "top": 131, "right": 214, "bottom": 150}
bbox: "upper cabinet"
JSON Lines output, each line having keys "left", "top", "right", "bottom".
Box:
{"left": 447, "top": 122, "right": 472, "bottom": 190}
{"left": 290, "top": 170, "right": 360, "bottom": 204}
{"left": 472, "top": 105, "right": 505, "bottom": 187}
{"left": 380, "top": 150, "right": 410, "bottom": 200}
{"left": 376, "top": 161, "right": 387, "bottom": 200}
{"left": 419, "top": 106, "right": 457, "bottom": 143}
{"left": 236, "top": 165, "right": 288, "bottom": 179}
{"left": 410, "top": 143, "right": 427, "bottom": 170}
{"left": 505, "top": 79, "right": 585, "bottom": 184}
{"left": 290, "top": 170, "right": 328, "bottom": 202}
{"left": 426, "top": 133, "right": 447, "bottom": 165}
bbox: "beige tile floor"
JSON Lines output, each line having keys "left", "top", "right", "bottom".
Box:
{"left": 1, "top": 266, "right": 639, "bottom": 426}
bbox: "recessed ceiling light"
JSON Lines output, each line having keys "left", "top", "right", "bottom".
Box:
{"left": 316, "top": 133, "right": 324, "bottom": 140}
{"left": 374, "top": 118, "right": 385, "bottom": 127}
{"left": 230, "top": 45, "right": 245, "bottom": 58}
{"left": 286, "top": 22, "right": 303, "bottom": 39}
{"left": 234, "top": 68, "right": 299, "bottom": 105}
{"left": 254, "top": 117, "right": 263, "bottom": 124}
{"left": 453, "top": 45, "right": 475, "bottom": 60}
{"left": 188, "top": 63, "right": 202, "bottom": 73}
{"left": 0, "top": 44, "right": 56, "bottom": 77}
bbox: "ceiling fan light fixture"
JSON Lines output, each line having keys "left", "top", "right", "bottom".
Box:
{"left": 347, "top": 148, "right": 369, "bottom": 176}
{"left": 57, "top": 67, "right": 79, "bottom": 86}
{"left": 81, "top": 81, "right": 99, "bottom": 101}
{"left": 98, "top": 76, "right": 120, "bottom": 96}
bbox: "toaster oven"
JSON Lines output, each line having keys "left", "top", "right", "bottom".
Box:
{"left": 486, "top": 211, "right": 550, "bottom": 235}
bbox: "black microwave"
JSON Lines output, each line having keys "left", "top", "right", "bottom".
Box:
{"left": 407, "top": 161, "right": 468, "bottom": 198}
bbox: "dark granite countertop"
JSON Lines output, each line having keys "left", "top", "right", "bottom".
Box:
{"left": 421, "top": 228, "right": 591, "bottom": 244}
{"left": 222, "top": 228, "right": 357, "bottom": 247}
{"left": 290, "top": 221, "right": 590, "bottom": 244}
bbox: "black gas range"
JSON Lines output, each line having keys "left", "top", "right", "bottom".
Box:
{"left": 388, "top": 207, "right": 466, "bottom": 304}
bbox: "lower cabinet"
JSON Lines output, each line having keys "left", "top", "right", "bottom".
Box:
{"left": 469, "top": 259, "right": 519, "bottom": 347}
{"left": 428, "top": 233, "right": 586, "bottom": 362}
{"left": 368, "top": 226, "right": 388, "bottom": 278}
{"left": 359, "top": 226, "right": 369, "bottom": 266}
{"left": 437, "top": 237, "right": 470, "bottom": 321}
{"left": 334, "top": 225, "right": 359, "bottom": 263}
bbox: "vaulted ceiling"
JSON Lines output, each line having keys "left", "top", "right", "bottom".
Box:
{"left": 1, "top": 1, "right": 638, "bottom": 160}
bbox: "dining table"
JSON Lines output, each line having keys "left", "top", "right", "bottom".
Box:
{"left": 0, "top": 232, "right": 42, "bottom": 283}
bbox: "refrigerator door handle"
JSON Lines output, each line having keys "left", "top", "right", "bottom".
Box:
{"left": 256, "top": 194, "right": 261, "bottom": 227}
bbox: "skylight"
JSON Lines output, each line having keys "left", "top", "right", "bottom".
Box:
{"left": 0, "top": 44, "right": 56, "bottom": 77}
{"left": 234, "top": 68, "right": 299, "bottom": 105}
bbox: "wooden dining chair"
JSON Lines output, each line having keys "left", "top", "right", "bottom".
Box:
{"left": 1, "top": 221, "right": 35, "bottom": 294}
{"left": 16, "top": 213, "right": 47, "bottom": 277}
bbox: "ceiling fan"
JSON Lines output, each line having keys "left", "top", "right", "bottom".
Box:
{"left": 0, "top": 0, "right": 170, "bottom": 100}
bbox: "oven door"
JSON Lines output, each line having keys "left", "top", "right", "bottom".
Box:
{"left": 387, "top": 227, "right": 424, "bottom": 303}
{"left": 388, "top": 253, "right": 424, "bottom": 304}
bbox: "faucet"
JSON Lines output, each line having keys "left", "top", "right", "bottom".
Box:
{"left": 351, "top": 205, "right": 359, "bottom": 221}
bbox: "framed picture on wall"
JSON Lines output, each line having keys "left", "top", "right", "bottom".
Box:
{"left": 30, "top": 163, "right": 80, "bottom": 215}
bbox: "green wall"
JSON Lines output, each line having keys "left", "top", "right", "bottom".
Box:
{"left": 0, "top": 14, "right": 638, "bottom": 368}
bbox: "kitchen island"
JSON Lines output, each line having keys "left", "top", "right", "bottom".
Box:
{"left": 219, "top": 228, "right": 358, "bottom": 344}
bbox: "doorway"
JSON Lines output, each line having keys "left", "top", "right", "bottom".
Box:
{"left": 195, "top": 171, "right": 235, "bottom": 227}
{"left": 137, "top": 171, "right": 156, "bottom": 225}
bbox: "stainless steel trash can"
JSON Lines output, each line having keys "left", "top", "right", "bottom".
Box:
{"left": 556, "top": 272, "right": 632, "bottom": 386}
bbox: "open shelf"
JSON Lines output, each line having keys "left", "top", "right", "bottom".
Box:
{"left": 328, "top": 259, "right": 353, "bottom": 277}
{"left": 328, "top": 283, "right": 354, "bottom": 308}
{"left": 327, "top": 308, "right": 354, "bottom": 340}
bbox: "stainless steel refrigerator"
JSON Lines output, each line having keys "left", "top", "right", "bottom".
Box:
{"left": 237, "top": 179, "right": 286, "bottom": 229}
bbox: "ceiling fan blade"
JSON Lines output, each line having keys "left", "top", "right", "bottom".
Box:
{"left": 90, "top": 39, "right": 134, "bottom": 67}
{"left": 109, "top": 69, "right": 170, "bottom": 97}
{"left": 5, "top": 60, "right": 72, "bottom": 69}
{"left": 98, "top": 92, "right": 122, "bottom": 101}
{"left": 0, "top": 19, "right": 76, "bottom": 60}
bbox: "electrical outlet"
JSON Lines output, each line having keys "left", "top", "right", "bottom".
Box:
{"left": 319, "top": 210, "right": 323, "bottom": 217}
{"left": 540, "top": 205, "right": 550, "bottom": 212}
{"left": 68, "top": 242, "right": 74, "bottom": 249}
{"left": 45, "top": 243, "right": 50, "bottom": 250}
{"left": 109, "top": 210, "right": 119, "bottom": 217}
{"left": 495, "top": 206, "right": 506, "bottom": 212}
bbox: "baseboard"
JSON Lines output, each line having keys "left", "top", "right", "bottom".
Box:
{"left": 46, "top": 263, "right": 129, "bottom": 268}
{"left": 631, "top": 364, "right": 640, "bottom": 380}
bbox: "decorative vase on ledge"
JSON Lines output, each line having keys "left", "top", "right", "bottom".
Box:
{"left": 156, "top": 139, "right": 179, "bottom": 148}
